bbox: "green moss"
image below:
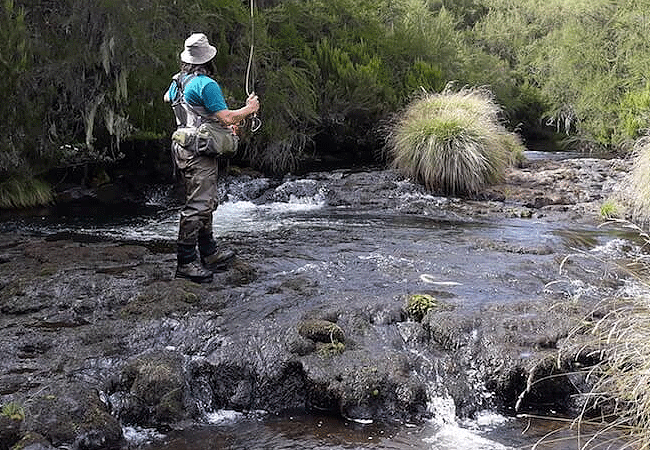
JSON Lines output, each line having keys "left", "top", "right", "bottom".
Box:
{"left": 316, "top": 341, "right": 346, "bottom": 357}
{"left": 298, "top": 319, "right": 345, "bottom": 344}
{"left": 406, "top": 294, "right": 438, "bottom": 322}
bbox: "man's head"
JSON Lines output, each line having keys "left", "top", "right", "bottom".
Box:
{"left": 180, "top": 33, "right": 217, "bottom": 65}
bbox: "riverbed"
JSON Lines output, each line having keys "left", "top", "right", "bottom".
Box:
{"left": 0, "top": 154, "right": 640, "bottom": 449}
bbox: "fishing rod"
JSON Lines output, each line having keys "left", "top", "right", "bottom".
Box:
{"left": 245, "top": 0, "right": 262, "bottom": 133}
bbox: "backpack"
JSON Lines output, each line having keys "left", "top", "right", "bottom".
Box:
{"left": 169, "top": 73, "right": 239, "bottom": 158}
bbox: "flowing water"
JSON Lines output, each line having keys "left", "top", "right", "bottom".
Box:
{"left": 5, "top": 164, "right": 638, "bottom": 450}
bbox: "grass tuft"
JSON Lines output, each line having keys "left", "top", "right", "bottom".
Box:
{"left": 386, "top": 86, "right": 524, "bottom": 196}
{"left": 627, "top": 137, "right": 650, "bottom": 225}
{"left": 0, "top": 176, "right": 53, "bottom": 209}
{"left": 556, "top": 222, "right": 650, "bottom": 448}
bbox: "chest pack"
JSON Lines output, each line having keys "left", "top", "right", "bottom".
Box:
{"left": 170, "top": 72, "right": 239, "bottom": 158}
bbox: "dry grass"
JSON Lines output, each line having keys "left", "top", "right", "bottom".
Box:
{"left": 386, "top": 86, "right": 524, "bottom": 196}
{"left": 551, "top": 222, "right": 650, "bottom": 449}
{"left": 0, "top": 176, "right": 53, "bottom": 209}
{"left": 627, "top": 137, "right": 650, "bottom": 225}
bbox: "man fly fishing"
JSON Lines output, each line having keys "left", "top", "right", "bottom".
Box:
{"left": 164, "top": 33, "right": 260, "bottom": 283}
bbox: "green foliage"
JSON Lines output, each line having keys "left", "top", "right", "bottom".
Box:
{"left": 387, "top": 86, "right": 523, "bottom": 196}
{"left": 13, "top": 0, "right": 650, "bottom": 181}
{"left": 0, "top": 0, "right": 30, "bottom": 174}
{"left": 621, "top": 84, "right": 650, "bottom": 140}
{"left": 473, "top": 0, "right": 650, "bottom": 149}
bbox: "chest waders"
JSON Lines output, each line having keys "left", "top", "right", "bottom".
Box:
{"left": 170, "top": 73, "right": 234, "bottom": 282}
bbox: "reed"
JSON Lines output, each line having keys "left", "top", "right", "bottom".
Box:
{"left": 386, "top": 86, "right": 523, "bottom": 196}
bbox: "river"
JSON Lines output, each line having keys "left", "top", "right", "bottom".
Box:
{"left": 1, "top": 156, "right": 637, "bottom": 449}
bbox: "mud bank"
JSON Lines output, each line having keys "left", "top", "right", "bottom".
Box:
{"left": 0, "top": 156, "right": 634, "bottom": 450}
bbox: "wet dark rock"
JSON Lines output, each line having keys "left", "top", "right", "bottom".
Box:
{"left": 301, "top": 349, "right": 428, "bottom": 422}
{"left": 223, "top": 259, "right": 257, "bottom": 286}
{"left": 0, "top": 414, "right": 22, "bottom": 450}
{"left": 10, "top": 431, "right": 56, "bottom": 450}
{"left": 108, "top": 349, "right": 194, "bottom": 428}
{"left": 273, "top": 179, "right": 324, "bottom": 202}
{"left": 422, "top": 299, "right": 594, "bottom": 416}
{"left": 22, "top": 385, "right": 123, "bottom": 450}
{"left": 298, "top": 319, "right": 345, "bottom": 344}
{"left": 0, "top": 156, "right": 635, "bottom": 444}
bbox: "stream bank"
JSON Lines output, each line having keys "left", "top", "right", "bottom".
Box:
{"left": 0, "top": 155, "right": 636, "bottom": 450}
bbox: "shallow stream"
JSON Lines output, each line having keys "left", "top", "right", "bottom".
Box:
{"left": 4, "top": 161, "right": 638, "bottom": 450}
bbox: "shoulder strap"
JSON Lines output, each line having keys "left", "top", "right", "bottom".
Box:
{"left": 171, "top": 72, "right": 197, "bottom": 107}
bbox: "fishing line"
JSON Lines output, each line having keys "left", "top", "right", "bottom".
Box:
{"left": 245, "top": 0, "right": 261, "bottom": 132}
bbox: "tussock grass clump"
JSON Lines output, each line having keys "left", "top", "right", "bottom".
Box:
{"left": 0, "top": 176, "right": 53, "bottom": 209}
{"left": 560, "top": 223, "right": 650, "bottom": 448}
{"left": 628, "top": 138, "right": 650, "bottom": 224}
{"left": 387, "top": 86, "right": 524, "bottom": 196}
{"left": 571, "top": 297, "right": 650, "bottom": 448}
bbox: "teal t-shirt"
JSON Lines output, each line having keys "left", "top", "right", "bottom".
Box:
{"left": 167, "top": 73, "right": 228, "bottom": 113}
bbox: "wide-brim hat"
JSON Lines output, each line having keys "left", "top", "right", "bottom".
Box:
{"left": 180, "top": 33, "right": 217, "bottom": 65}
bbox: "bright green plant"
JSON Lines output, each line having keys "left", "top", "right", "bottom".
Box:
{"left": 600, "top": 199, "right": 621, "bottom": 220}
{"left": 387, "top": 86, "right": 523, "bottom": 196}
{"left": 1, "top": 402, "right": 25, "bottom": 421}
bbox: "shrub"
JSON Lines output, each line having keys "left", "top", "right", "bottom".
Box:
{"left": 386, "top": 86, "right": 523, "bottom": 196}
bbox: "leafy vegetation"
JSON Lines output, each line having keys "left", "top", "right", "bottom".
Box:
{"left": 3, "top": 0, "right": 650, "bottom": 204}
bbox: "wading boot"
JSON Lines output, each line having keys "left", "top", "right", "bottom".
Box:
{"left": 201, "top": 249, "right": 235, "bottom": 272}
{"left": 175, "top": 260, "right": 213, "bottom": 283}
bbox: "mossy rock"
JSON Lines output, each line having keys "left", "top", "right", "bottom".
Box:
{"left": 10, "top": 431, "right": 53, "bottom": 450}
{"left": 298, "top": 319, "right": 345, "bottom": 344}
{"left": 316, "top": 341, "right": 346, "bottom": 357}
{"left": 113, "top": 349, "right": 190, "bottom": 427}
{"left": 405, "top": 294, "right": 438, "bottom": 322}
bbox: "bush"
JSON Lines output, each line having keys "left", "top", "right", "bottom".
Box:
{"left": 472, "top": 0, "right": 650, "bottom": 150}
{"left": 386, "top": 86, "right": 523, "bottom": 196}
